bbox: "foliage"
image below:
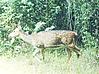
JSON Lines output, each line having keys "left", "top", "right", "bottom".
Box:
{"left": 0, "top": 0, "right": 99, "bottom": 60}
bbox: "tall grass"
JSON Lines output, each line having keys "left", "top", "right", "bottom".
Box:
{"left": 33, "top": 50, "right": 99, "bottom": 74}
{"left": 0, "top": 40, "right": 99, "bottom": 74}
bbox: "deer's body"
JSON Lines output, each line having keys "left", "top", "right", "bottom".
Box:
{"left": 9, "top": 26, "right": 81, "bottom": 62}
{"left": 31, "top": 30, "right": 77, "bottom": 47}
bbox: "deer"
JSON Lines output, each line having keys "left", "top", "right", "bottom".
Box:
{"left": 8, "top": 25, "right": 81, "bottom": 62}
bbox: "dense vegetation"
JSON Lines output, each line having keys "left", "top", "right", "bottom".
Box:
{"left": 0, "top": 0, "right": 99, "bottom": 74}
{"left": 0, "top": 0, "right": 99, "bottom": 73}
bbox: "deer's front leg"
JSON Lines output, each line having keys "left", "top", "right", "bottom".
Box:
{"left": 32, "top": 47, "right": 43, "bottom": 62}
{"left": 40, "top": 48, "right": 45, "bottom": 60}
{"left": 33, "top": 46, "right": 40, "bottom": 57}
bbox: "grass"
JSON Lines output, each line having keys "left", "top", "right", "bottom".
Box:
{"left": 33, "top": 51, "right": 99, "bottom": 74}
{"left": 0, "top": 44, "right": 99, "bottom": 74}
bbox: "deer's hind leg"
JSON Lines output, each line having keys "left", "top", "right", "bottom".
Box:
{"left": 69, "top": 43, "right": 81, "bottom": 58}
{"left": 73, "top": 45, "right": 81, "bottom": 58}
{"left": 68, "top": 43, "right": 81, "bottom": 58}
{"left": 66, "top": 47, "right": 72, "bottom": 62}
{"left": 73, "top": 48, "right": 80, "bottom": 58}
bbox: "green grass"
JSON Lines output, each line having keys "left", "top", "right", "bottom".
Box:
{"left": 0, "top": 44, "right": 99, "bottom": 74}
{"left": 32, "top": 51, "right": 99, "bottom": 74}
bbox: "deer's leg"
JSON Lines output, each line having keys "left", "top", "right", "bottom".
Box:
{"left": 32, "top": 47, "right": 42, "bottom": 62}
{"left": 74, "top": 45, "right": 80, "bottom": 52}
{"left": 66, "top": 47, "right": 72, "bottom": 62}
{"left": 41, "top": 48, "right": 45, "bottom": 60}
{"left": 73, "top": 49, "right": 80, "bottom": 58}
{"left": 72, "top": 39, "right": 81, "bottom": 56}
{"left": 33, "top": 47, "right": 40, "bottom": 57}
{"left": 74, "top": 45, "right": 81, "bottom": 58}
{"left": 68, "top": 43, "right": 81, "bottom": 58}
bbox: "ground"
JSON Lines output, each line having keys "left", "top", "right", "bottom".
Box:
{"left": 0, "top": 56, "right": 36, "bottom": 74}
{"left": 0, "top": 53, "right": 98, "bottom": 74}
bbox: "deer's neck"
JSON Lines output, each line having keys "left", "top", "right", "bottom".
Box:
{"left": 19, "top": 31, "right": 33, "bottom": 44}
